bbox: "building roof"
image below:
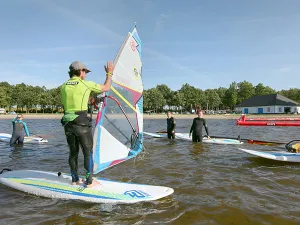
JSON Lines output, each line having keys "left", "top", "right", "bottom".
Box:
{"left": 236, "top": 94, "right": 300, "bottom": 107}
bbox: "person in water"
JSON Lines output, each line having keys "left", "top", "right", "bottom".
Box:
{"left": 10, "top": 114, "right": 30, "bottom": 145}
{"left": 189, "top": 110, "right": 210, "bottom": 142}
{"left": 167, "top": 111, "right": 176, "bottom": 139}
{"left": 61, "top": 61, "right": 114, "bottom": 187}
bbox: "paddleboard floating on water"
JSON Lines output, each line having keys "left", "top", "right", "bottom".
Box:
{"left": 238, "top": 148, "right": 300, "bottom": 162}
{"left": 144, "top": 132, "right": 170, "bottom": 138}
{"left": 0, "top": 133, "right": 48, "bottom": 144}
{"left": 154, "top": 132, "right": 285, "bottom": 146}
{"left": 144, "top": 132, "right": 243, "bottom": 145}
{"left": 0, "top": 170, "right": 174, "bottom": 204}
{"left": 176, "top": 133, "right": 243, "bottom": 145}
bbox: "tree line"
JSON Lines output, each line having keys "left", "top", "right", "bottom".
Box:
{"left": 144, "top": 81, "right": 300, "bottom": 112}
{"left": 0, "top": 82, "right": 61, "bottom": 113}
{"left": 0, "top": 81, "right": 299, "bottom": 113}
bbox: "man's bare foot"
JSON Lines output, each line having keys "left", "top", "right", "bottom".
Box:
{"left": 86, "top": 180, "right": 100, "bottom": 188}
{"left": 72, "top": 178, "right": 83, "bottom": 185}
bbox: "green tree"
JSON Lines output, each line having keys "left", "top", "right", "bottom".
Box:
{"left": 255, "top": 83, "right": 276, "bottom": 96}
{"left": 216, "top": 87, "right": 227, "bottom": 109}
{"left": 205, "top": 89, "right": 222, "bottom": 110}
{"left": 172, "top": 91, "right": 186, "bottom": 113}
{"left": 4, "top": 80, "right": 300, "bottom": 114}
{"left": 279, "top": 88, "right": 300, "bottom": 103}
{"left": 32, "top": 86, "right": 45, "bottom": 113}
{"left": 0, "top": 87, "right": 7, "bottom": 107}
{"left": 144, "top": 88, "right": 165, "bottom": 112}
{"left": 24, "top": 88, "right": 32, "bottom": 113}
{"left": 39, "top": 90, "right": 52, "bottom": 113}
{"left": 0, "top": 82, "right": 12, "bottom": 109}
{"left": 143, "top": 89, "right": 150, "bottom": 110}
{"left": 223, "top": 82, "right": 238, "bottom": 109}
{"left": 49, "top": 87, "right": 62, "bottom": 113}
{"left": 179, "top": 84, "right": 206, "bottom": 111}
{"left": 237, "top": 81, "right": 255, "bottom": 104}
{"left": 156, "top": 84, "right": 173, "bottom": 106}
{"left": 11, "top": 83, "right": 28, "bottom": 112}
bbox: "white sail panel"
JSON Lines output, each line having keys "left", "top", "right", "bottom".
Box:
{"left": 93, "top": 25, "right": 143, "bottom": 174}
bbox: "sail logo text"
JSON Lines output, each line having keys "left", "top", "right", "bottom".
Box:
{"left": 133, "top": 67, "right": 141, "bottom": 80}
{"left": 124, "top": 190, "right": 150, "bottom": 198}
{"left": 116, "top": 74, "right": 131, "bottom": 86}
{"left": 130, "top": 39, "right": 137, "bottom": 51}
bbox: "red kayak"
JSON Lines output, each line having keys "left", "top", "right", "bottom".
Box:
{"left": 243, "top": 118, "right": 300, "bottom": 121}
{"left": 237, "top": 115, "right": 300, "bottom": 126}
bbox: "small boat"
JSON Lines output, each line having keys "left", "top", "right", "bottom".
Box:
{"left": 236, "top": 115, "right": 300, "bottom": 126}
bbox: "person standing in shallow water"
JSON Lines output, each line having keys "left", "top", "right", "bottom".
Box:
{"left": 189, "top": 110, "right": 210, "bottom": 142}
{"left": 61, "top": 61, "right": 114, "bottom": 188}
{"left": 167, "top": 111, "right": 176, "bottom": 139}
{"left": 10, "top": 114, "right": 30, "bottom": 146}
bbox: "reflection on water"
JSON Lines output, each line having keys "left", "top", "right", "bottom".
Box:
{"left": 0, "top": 118, "right": 299, "bottom": 224}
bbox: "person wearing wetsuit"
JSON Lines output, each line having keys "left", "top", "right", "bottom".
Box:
{"left": 10, "top": 114, "right": 30, "bottom": 145}
{"left": 189, "top": 110, "right": 210, "bottom": 142}
{"left": 167, "top": 111, "right": 176, "bottom": 139}
{"left": 61, "top": 61, "right": 114, "bottom": 187}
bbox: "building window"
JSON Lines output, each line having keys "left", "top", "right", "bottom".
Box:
{"left": 267, "top": 107, "right": 270, "bottom": 112}
{"left": 279, "top": 107, "right": 282, "bottom": 112}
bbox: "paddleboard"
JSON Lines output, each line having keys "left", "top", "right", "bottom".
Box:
{"left": 176, "top": 133, "right": 243, "bottom": 145}
{"left": 143, "top": 132, "right": 169, "bottom": 138}
{"left": 238, "top": 148, "right": 300, "bottom": 162}
{"left": 144, "top": 132, "right": 243, "bottom": 145}
{"left": 0, "top": 133, "right": 48, "bottom": 144}
{"left": 0, "top": 170, "right": 174, "bottom": 204}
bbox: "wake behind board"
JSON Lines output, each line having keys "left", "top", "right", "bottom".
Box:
{"left": 238, "top": 148, "right": 300, "bottom": 162}
{"left": 0, "top": 133, "right": 48, "bottom": 144}
{"left": 0, "top": 170, "right": 174, "bottom": 204}
{"left": 175, "top": 133, "right": 243, "bottom": 145}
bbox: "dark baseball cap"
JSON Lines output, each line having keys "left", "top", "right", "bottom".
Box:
{"left": 69, "top": 61, "right": 91, "bottom": 73}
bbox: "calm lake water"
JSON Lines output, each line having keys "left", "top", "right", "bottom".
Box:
{"left": 0, "top": 118, "right": 299, "bottom": 225}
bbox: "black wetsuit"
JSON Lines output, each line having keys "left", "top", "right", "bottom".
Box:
{"left": 189, "top": 117, "right": 209, "bottom": 142}
{"left": 62, "top": 111, "right": 94, "bottom": 185}
{"left": 167, "top": 117, "right": 176, "bottom": 139}
{"left": 61, "top": 76, "right": 102, "bottom": 185}
{"left": 10, "top": 118, "right": 30, "bottom": 145}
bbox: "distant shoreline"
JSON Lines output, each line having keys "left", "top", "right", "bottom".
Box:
{"left": 1, "top": 113, "right": 300, "bottom": 120}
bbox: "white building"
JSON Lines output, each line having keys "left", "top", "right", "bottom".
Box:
{"left": 163, "top": 105, "right": 183, "bottom": 111}
{"left": 0, "top": 108, "right": 6, "bottom": 114}
{"left": 235, "top": 94, "right": 300, "bottom": 114}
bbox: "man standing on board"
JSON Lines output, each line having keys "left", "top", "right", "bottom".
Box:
{"left": 61, "top": 61, "right": 114, "bottom": 187}
{"left": 189, "top": 110, "right": 210, "bottom": 142}
{"left": 167, "top": 111, "right": 176, "bottom": 139}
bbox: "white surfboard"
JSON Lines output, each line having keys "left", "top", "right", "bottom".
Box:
{"left": 0, "top": 133, "right": 48, "bottom": 143}
{"left": 0, "top": 170, "right": 174, "bottom": 204}
{"left": 143, "top": 132, "right": 169, "bottom": 138}
{"left": 143, "top": 132, "right": 243, "bottom": 145}
{"left": 176, "top": 133, "right": 243, "bottom": 145}
{"left": 238, "top": 148, "right": 300, "bottom": 162}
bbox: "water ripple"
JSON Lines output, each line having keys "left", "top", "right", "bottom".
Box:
{"left": 0, "top": 118, "right": 299, "bottom": 224}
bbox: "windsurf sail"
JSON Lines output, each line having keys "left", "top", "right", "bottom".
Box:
{"left": 92, "top": 24, "right": 143, "bottom": 174}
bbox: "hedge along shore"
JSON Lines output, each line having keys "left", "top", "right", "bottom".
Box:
{"left": 1, "top": 113, "right": 300, "bottom": 120}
